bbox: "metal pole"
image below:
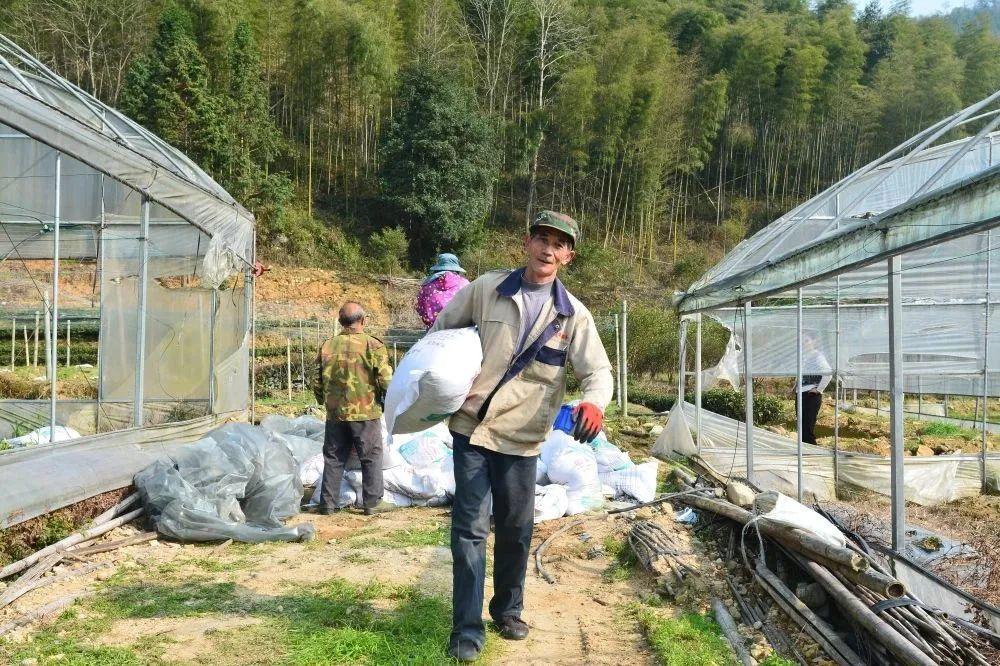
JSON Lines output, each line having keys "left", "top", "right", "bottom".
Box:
{"left": 9, "top": 317, "right": 14, "bottom": 369}
{"left": 834, "top": 279, "right": 841, "bottom": 488}
{"left": 982, "top": 230, "right": 992, "bottom": 490}
{"left": 393, "top": 342, "right": 398, "bottom": 366}
{"left": 33, "top": 311, "right": 39, "bottom": 367}
{"left": 49, "top": 152, "right": 60, "bottom": 442}
{"left": 23, "top": 326, "right": 29, "bottom": 367}
{"left": 678, "top": 319, "right": 686, "bottom": 407}
{"left": 65, "top": 320, "right": 70, "bottom": 367}
{"left": 43, "top": 291, "right": 51, "bottom": 381}
{"left": 944, "top": 393, "right": 949, "bottom": 418}
{"left": 248, "top": 266, "right": 256, "bottom": 423}
{"left": 96, "top": 205, "right": 105, "bottom": 412}
{"left": 286, "top": 337, "right": 293, "bottom": 402}
{"left": 744, "top": 302, "right": 755, "bottom": 484}
{"left": 917, "top": 377, "right": 923, "bottom": 415}
{"left": 622, "top": 299, "right": 628, "bottom": 417}
{"left": 133, "top": 197, "right": 150, "bottom": 428}
{"left": 613, "top": 313, "right": 622, "bottom": 411}
{"left": 888, "top": 255, "right": 905, "bottom": 551}
{"left": 796, "top": 287, "right": 804, "bottom": 502}
{"left": 696, "top": 313, "right": 703, "bottom": 453}
{"left": 208, "top": 288, "right": 217, "bottom": 414}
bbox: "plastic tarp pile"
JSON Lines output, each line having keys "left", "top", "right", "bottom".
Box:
{"left": 653, "top": 401, "right": 995, "bottom": 505}
{"left": 135, "top": 405, "right": 656, "bottom": 539}
{"left": 135, "top": 422, "right": 319, "bottom": 543}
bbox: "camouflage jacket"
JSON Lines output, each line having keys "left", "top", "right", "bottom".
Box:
{"left": 312, "top": 331, "right": 393, "bottom": 422}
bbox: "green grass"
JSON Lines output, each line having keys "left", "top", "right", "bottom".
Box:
{"left": 602, "top": 535, "right": 637, "bottom": 582}
{"left": 352, "top": 522, "right": 449, "bottom": 549}
{"left": 3, "top": 576, "right": 493, "bottom": 665}
{"left": 921, "top": 421, "right": 971, "bottom": 438}
{"left": 638, "top": 609, "right": 737, "bottom": 666}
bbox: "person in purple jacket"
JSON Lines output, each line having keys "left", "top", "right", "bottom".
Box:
{"left": 416, "top": 253, "right": 471, "bottom": 329}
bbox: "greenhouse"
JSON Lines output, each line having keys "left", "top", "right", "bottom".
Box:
{"left": 0, "top": 35, "right": 253, "bottom": 523}
{"left": 663, "top": 89, "right": 1000, "bottom": 551}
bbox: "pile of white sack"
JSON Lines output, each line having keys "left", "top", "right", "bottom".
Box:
{"left": 265, "top": 412, "right": 657, "bottom": 523}
{"left": 535, "top": 429, "right": 658, "bottom": 522}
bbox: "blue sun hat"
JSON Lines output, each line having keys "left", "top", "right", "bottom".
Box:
{"left": 428, "top": 253, "right": 465, "bottom": 274}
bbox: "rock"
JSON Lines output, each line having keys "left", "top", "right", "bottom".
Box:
{"left": 915, "top": 445, "right": 935, "bottom": 457}
{"left": 649, "top": 425, "right": 664, "bottom": 437}
{"left": 20, "top": 659, "right": 38, "bottom": 666}
{"left": 795, "top": 582, "right": 828, "bottom": 610}
{"left": 0, "top": 581, "right": 7, "bottom": 592}
{"left": 96, "top": 569, "right": 113, "bottom": 581}
{"left": 635, "top": 507, "right": 654, "bottom": 520}
{"left": 726, "top": 481, "right": 755, "bottom": 508}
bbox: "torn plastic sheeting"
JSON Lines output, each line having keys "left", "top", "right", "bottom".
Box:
{"left": 0, "top": 413, "right": 230, "bottom": 529}
{"left": 135, "top": 423, "right": 315, "bottom": 543}
{"left": 665, "top": 401, "right": 988, "bottom": 505}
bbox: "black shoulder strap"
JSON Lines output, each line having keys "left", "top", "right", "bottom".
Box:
{"left": 476, "top": 316, "right": 566, "bottom": 421}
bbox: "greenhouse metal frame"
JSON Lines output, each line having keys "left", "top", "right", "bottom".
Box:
{"left": 671, "top": 89, "right": 1000, "bottom": 552}
{"left": 0, "top": 34, "right": 254, "bottom": 524}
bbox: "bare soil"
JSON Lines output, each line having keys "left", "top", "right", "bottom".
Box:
{"left": 0, "top": 507, "right": 663, "bottom": 665}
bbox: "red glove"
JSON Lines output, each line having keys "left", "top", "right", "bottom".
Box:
{"left": 572, "top": 402, "right": 603, "bottom": 444}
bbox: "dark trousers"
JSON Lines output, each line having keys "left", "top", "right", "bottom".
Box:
{"left": 798, "top": 391, "right": 822, "bottom": 445}
{"left": 320, "top": 418, "right": 383, "bottom": 509}
{"left": 449, "top": 431, "right": 537, "bottom": 650}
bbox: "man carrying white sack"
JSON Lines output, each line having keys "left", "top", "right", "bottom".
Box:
{"left": 429, "top": 210, "right": 613, "bottom": 662}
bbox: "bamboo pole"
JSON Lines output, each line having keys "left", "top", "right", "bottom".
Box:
{"left": 0, "top": 592, "right": 93, "bottom": 637}
{"left": 799, "top": 558, "right": 936, "bottom": 666}
{"left": 0, "top": 507, "right": 143, "bottom": 581}
{"left": 33, "top": 310, "right": 39, "bottom": 367}
{"left": 22, "top": 326, "right": 29, "bottom": 367}
{"left": 65, "top": 319, "right": 71, "bottom": 367}
{"left": 677, "top": 493, "right": 867, "bottom": 571}
{"left": 711, "top": 598, "right": 754, "bottom": 666}
{"left": 286, "top": 338, "right": 293, "bottom": 402}
{"left": 753, "top": 562, "right": 863, "bottom": 666}
{"left": 9, "top": 317, "right": 14, "bottom": 369}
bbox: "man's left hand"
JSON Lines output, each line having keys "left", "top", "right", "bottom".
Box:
{"left": 573, "top": 402, "right": 603, "bottom": 444}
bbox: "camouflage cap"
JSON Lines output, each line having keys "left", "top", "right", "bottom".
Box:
{"left": 530, "top": 210, "right": 580, "bottom": 246}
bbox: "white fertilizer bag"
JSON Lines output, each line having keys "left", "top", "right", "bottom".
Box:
{"left": 384, "top": 327, "right": 482, "bottom": 434}
{"left": 759, "top": 492, "right": 847, "bottom": 549}
{"left": 396, "top": 424, "right": 453, "bottom": 467}
{"left": 589, "top": 434, "right": 633, "bottom": 472}
{"left": 600, "top": 460, "right": 659, "bottom": 504}
{"left": 534, "top": 484, "right": 569, "bottom": 523}
{"left": 546, "top": 438, "right": 604, "bottom": 515}
{"left": 299, "top": 453, "right": 324, "bottom": 486}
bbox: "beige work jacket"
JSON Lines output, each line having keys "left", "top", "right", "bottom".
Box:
{"left": 429, "top": 269, "right": 613, "bottom": 456}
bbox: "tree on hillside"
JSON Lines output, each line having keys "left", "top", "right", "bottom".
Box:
{"left": 225, "top": 21, "right": 292, "bottom": 233}
{"left": 120, "top": 7, "right": 228, "bottom": 175}
{"left": 379, "top": 63, "right": 497, "bottom": 264}
{"left": 955, "top": 13, "right": 1000, "bottom": 105}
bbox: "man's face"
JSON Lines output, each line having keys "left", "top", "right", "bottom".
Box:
{"left": 524, "top": 227, "right": 575, "bottom": 282}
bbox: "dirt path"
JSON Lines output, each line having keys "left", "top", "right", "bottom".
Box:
{"left": 0, "top": 507, "right": 659, "bottom": 665}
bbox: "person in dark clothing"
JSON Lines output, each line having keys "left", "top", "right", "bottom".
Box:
{"left": 796, "top": 335, "right": 832, "bottom": 445}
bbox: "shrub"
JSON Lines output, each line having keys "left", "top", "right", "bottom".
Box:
{"left": 368, "top": 226, "right": 409, "bottom": 274}
{"left": 627, "top": 388, "right": 676, "bottom": 413}
{"left": 620, "top": 386, "right": 784, "bottom": 425}
{"left": 701, "top": 387, "right": 784, "bottom": 425}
